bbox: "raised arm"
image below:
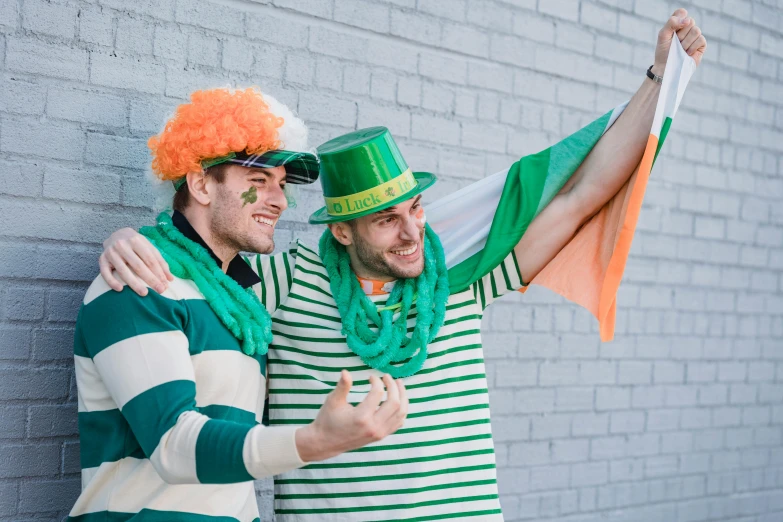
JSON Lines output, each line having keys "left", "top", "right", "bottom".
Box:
{"left": 514, "top": 9, "right": 705, "bottom": 282}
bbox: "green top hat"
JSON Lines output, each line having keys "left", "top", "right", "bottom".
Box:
{"left": 308, "top": 127, "right": 437, "bottom": 224}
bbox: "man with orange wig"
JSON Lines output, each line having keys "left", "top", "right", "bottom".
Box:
{"left": 68, "top": 87, "right": 409, "bottom": 521}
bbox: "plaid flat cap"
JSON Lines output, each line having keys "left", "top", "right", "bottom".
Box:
{"left": 174, "top": 149, "right": 319, "bottom": 190}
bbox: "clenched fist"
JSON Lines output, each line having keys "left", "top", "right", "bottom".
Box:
{"left": 652, "top": 8, "right": 707, "bottom": 76}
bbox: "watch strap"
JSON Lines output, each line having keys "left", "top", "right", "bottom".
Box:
{"left": 646, "top": 65, "right": 663, "bottom": 84}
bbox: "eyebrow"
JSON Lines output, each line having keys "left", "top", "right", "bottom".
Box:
{"left": 247, "top": 168, "right": 286, "bottom": 182}
{"left": 373, "top": 195, "right": 422, "bottom": 218}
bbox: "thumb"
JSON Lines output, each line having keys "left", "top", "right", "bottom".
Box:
{"left": 329, "top": 370, "right": 352, "bottom": 404}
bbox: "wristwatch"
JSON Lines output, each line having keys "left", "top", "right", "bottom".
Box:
{"left": 646, "top": 65, "right": 663, "bottom": 84}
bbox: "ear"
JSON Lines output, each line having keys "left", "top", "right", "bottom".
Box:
{"left": 186, "top": 170, "right": 211, "bottom": 206}
{"left": 328, "top": 222, "right": 353, "bottom": 246}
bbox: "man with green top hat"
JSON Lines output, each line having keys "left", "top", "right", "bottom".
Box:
{"left": 100, "top": 11, "right": 705, "bottom": 520}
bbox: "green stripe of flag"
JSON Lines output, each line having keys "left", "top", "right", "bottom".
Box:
{"left": 655, "top": 117, "right": 673, "bottom": 161}
{"left": 448, "top": 108, "right": 613, "bottom": 293}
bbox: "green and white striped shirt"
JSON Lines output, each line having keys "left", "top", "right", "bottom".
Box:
{"left": 69, "top": 268, "right": 304, "bottom": 521}
{"left": 251, "top": 239, "right": 524, "bottom": 521}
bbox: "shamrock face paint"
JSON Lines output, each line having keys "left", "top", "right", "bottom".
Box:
{"left": 241, "top": 186, "right": 257, "bottom": 207}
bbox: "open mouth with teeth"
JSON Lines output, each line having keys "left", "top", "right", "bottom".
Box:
{"left": 389, "top": 242, "right": 420, "bottom": 260}
{"left": 253, "top": 215, "right": 276, "bottom": 228}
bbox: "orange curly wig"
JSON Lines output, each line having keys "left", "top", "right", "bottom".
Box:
{"left": 148, "top": 88, "right": 283, "bottom": 181}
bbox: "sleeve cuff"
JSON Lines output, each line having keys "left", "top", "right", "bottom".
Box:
{"left": 242, "top": 425, "right": 306, "bottom": 479}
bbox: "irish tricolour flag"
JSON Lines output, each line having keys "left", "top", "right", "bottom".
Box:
{"left": 429, "top": 39, "right": 696, "bottom": 342}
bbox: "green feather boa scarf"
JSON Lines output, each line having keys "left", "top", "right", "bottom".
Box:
{"left": 140, "top": 213, "right": 272, "bottom": 357}
{"left": 319, "top": 224, "right": 450, "bottom": 378}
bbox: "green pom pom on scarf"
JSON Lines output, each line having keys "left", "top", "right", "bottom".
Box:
{"left": 140, "top": 213, "right": 273, "bottom": 357}
{"left": 319, "top": 224, "right": 450, "bottom": 378}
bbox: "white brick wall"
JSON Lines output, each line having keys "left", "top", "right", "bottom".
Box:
{"left": 0, "top": 0, "right": 781, "bottom": 521}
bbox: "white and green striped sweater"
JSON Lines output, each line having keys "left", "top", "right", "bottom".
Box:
{"left": 251, "top": 240, "right": 524, "bottom": 521}
{"left": 69, "top": 273, "right": 304, "bottom": 521}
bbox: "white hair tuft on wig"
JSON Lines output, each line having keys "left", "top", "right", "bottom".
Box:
{"left": 260, "top": 92, "right": 310, "bottom": 153}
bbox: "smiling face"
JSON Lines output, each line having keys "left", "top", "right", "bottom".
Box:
{"left": 329, "top": 195, "right": 426, "bottom": 281}
{"left": 207, "top": 163, "right": 288, "bottom": 256}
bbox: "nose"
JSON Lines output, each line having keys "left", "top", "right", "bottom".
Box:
{"left": 265, "top": 182, "right": 288, "bottom": 213}
{"left": 399, "top": 212, "right": 422, "bottom": 242}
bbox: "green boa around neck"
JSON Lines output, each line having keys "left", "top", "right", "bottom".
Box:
{"left": 319, "top": 224, "right": 450, "bottom": 378}
{"left": 140, "top": 213, "right": 272, "bottom": 357}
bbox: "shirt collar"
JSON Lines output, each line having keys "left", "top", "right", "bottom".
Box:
{"left": 356, "top": 276, "right": 396, "bottom": 296}
{"left": 172, "top": 210, "right": 261, "bottom": 289}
